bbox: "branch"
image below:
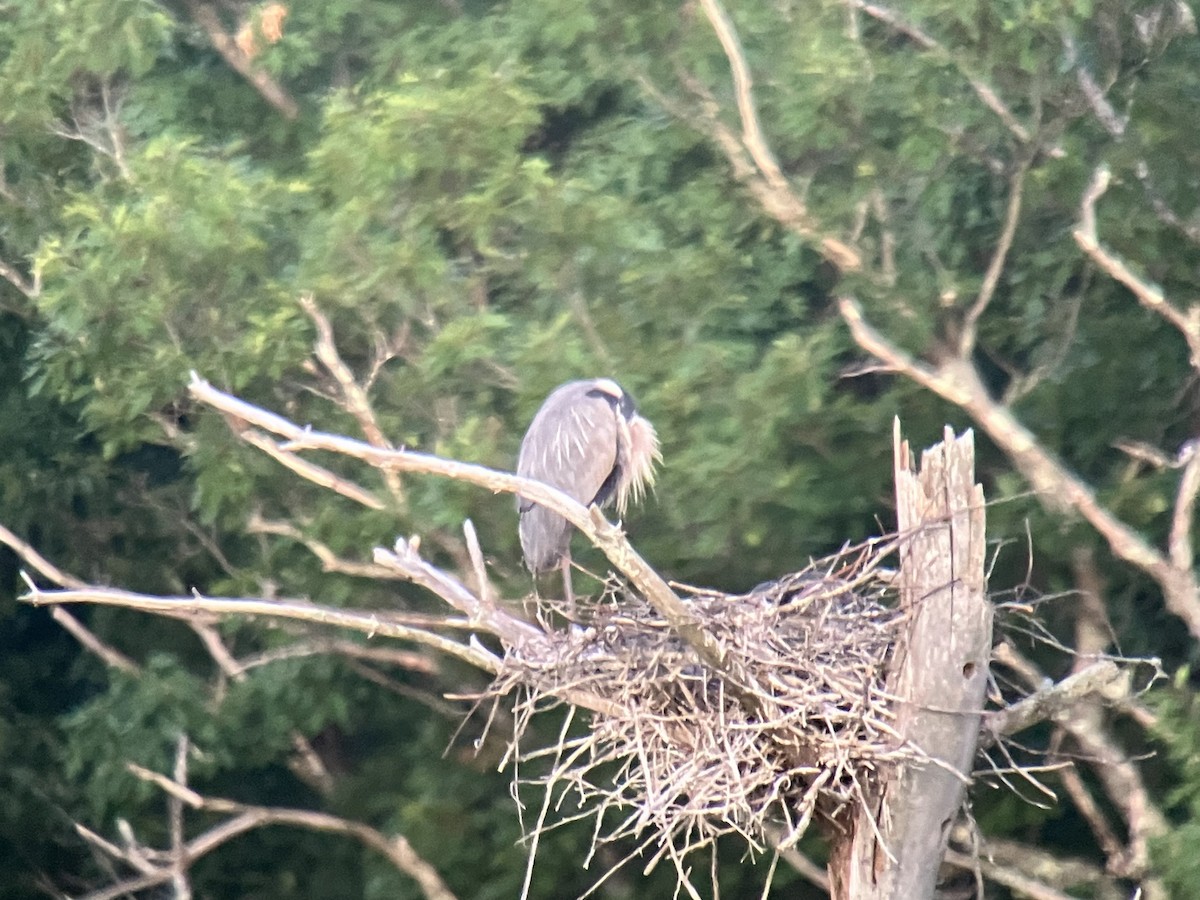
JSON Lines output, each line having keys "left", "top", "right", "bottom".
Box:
{"left": 299, "top": 293, "right": 406, "bottom": 503}
{"left": 1170, "top": 441, "right": 1200, "bottom": 574}
{"left": 993, "top": 643, "right": 1167, "bottom": 883}
{"left": 689, "top": 0, "right": 861, "bottom": 271}
{"left": 839, "top": 295, "right": 1200, "bottom": 639}
{"left": 182, "top": 0, "right": 299, "bottom": 119}
{"left": 22, "top": 583, "right": 504, "bottom": 673}
{"left": 0, "top": 525, "right": 141, "bottom": 674}
{"left": 102, "top": 762, "right": 460, "bottom": 900}
{"left": 980, "top": 657, "right": 1125, "bottom": 748}
{"left": 846, "top": 0, "right": 1033, "bottom": 144}
{"left": 960, "top": 156, "right": 1030, "bottom": 355}
{"left": 0, "top": 254, "right": 38, "bottom": 300}
{"left": 943, "top": 849, "right": 1081, "bottom": 900}
{"left": 238, "top": 427, "right": 387, "bottom": 510}
{"left": 248, "top": 513, "right": 408, "bottom": 578}
{"left": 1074, "top": 165, "right": 1200, "bottom": 370}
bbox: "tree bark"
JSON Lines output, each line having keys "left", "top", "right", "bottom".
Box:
{"left": 829, "top": 423, "right": 991, "bottom": 899}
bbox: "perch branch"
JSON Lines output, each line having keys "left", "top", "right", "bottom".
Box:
{"left": 188, "top": 376, "right": 733, "bottom": 677}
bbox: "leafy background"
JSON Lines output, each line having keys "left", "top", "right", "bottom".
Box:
{"left": 1, "top": 0, "right": 1198, "bottom": 896}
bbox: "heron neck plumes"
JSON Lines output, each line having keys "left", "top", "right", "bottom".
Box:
{"left": 616, "top": 415, "right": 661, "bottom": 514}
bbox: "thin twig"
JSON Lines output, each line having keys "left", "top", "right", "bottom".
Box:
{"left": 847, "top": 0, "right": 1032, "bottom": 143}
{"left": 961, "top": 156, "right": 1030, "bottom": 354}
{"left": 117, "top": 764, "right": 459, "bottom": 900}
{"left": 299, "top": 293, "right": 406, "bottom": 503}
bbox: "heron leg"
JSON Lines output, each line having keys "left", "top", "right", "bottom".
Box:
{"left": 560, "top": 554, "right": 575, "bottom": 618}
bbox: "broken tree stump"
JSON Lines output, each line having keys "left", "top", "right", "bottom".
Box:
{"left": 830, "top": 423, "right": 992, "bottom": 899}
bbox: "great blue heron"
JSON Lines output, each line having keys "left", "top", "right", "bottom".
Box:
{"left": 516, "top": 378, "right": 660, "bottom": 606}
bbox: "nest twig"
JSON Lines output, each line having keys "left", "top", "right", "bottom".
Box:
{"left": 490, "top": 541, "right": 919, "bottom": 870}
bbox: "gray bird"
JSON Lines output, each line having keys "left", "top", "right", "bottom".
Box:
{"left": 516, "top": 378, "right": 661, "bottom": 605}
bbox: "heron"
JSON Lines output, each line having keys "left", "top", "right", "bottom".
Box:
{"left": 516, "top": 378, "right": 661, "bottom": 607}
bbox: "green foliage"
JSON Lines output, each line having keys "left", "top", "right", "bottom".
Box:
{"left": 1151, "top": 672, "right": 1200, "bottom": 893}
{"left": 1, "top": 0, "right": 1200, "bottom": 895}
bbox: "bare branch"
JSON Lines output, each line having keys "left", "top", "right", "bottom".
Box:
{"left": 943, "top": 849, "right": 1080, "bottom": 900}
{"left": 1062, "top": 35, "right": 1127, "bottom": 138}
{"left": 839, "top": 295, "right": 1200, "bottom": 639}
{"left": 1170, "top": 441, "right": 1200, "bottom": 574}
{"left": 23, "top": 583, "right": 504, "bottom": 673}
{"left": 247, "top": 513, "right": 407, "bottom": 578}
{"left": 50, "top": 606, "right": 141, "bottom": 675}
{"left": 687, "top": 0, "right": 862, "bottom": 271}
{"left": 961, "top": 157, "right": 1030, "bottom": 355}
{"left": 299, "top": 293, "right": 406, "bottom": 503}
{"left": 1074, "top": 165, "right": 1200, "bottom": 370}
{"left": 994, "top": 643, "right": 1167, "bottom": 883}
{"left": 1135, "top": 159, "right": 1200, "bottom": 246}
{"left": 239, "top": 427, "right": 387, "bottom": 510}
{"left": 188, "top": 376, "right": 732, "bottom": 676}
{"left": 0, "top": 255, "right": 38, "bottom": 300}
{"left": 980, "top": 658, "right": 1125, "bottom": 747}
{"left": 0, "top": 523, "right": 87, "bottom": 589}
{"left": 117, "top": 762, "right": 459, "bottom": 900}
{"left": 1, "top": 525, "right": 141, "bottom": 673}
{"left": 169, "top": 736, "right": 191, "bottom": 900}
{"left": 1057, "top": 761, "right": 1125, "bottom": 866}
{"left": 182, "top": 0, "right": 299, "bottom": 119}
{"left": 847, "top": 0, "right": 1032, "bottom": 144}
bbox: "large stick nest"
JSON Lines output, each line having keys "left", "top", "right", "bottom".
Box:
{"left": 490, "top": 543, "right": 919, "bottom": 865}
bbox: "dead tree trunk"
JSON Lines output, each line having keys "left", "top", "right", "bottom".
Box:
{"left": 829, "top": 424, "right": 991, "bottom": 899}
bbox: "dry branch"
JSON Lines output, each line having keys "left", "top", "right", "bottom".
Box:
{"left": 981, "top": 658, "right": 1125, "bottom": 747}
{"left": 839, "top": 295, "right": 1200, "bottom": 640}
{"left": 79, "top": 759, "right": 460, "bottom": 900}
{"left": 23, "top": 583, "right": 503, "bottom": 673}
{"left": 299, "top": 293, "right": 407, "bottom": 503}
{"left": 1074, "top": 165, "right": 1200, "bottom": 370}
{"left": 690, "top": 0, "right": 862, "bottom": 271}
